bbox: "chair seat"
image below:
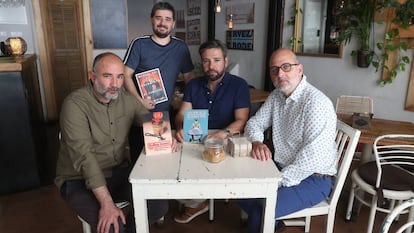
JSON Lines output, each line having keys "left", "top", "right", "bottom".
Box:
{"left": 356, "top": 161, "right": 414, "bottom": 205}
{"left": 277, "top": 200, "right": 330, "bottom": 219}
{"left": 351, "top": 169, "right": 414, "bottom": 200}
{"left": 358, "top": 161, "right": 414, "bottom": 192}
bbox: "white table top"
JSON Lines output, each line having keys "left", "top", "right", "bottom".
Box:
{"left": 129, "top": 142, "right": 281, "bottom": 185}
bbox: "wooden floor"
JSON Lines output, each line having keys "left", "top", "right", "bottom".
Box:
{"left": 1, "top": 176, "right": 410, "bottom": 233}
{"left": 0, "top": 122, "right": 410, "bottom": 233}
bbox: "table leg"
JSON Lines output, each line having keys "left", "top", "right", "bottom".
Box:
{"left": 360, "top": 143, "right": 373, "bottom": 164}
{"left": 262, "top": 194, "right": 276, "bottom": 233}
{"left": 132, "top": 195, "right": 149, "bottom": 233}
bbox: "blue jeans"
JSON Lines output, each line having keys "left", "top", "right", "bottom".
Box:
{"left": 237, "top": 175, "right": 332, "bottom": 233}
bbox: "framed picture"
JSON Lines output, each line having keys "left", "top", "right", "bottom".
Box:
{"left": 187, "top": 19, "right": 201, "bottom": 45}
{"left": 226, "top": 2, "right": 255, "bottom": 25}
{"left": 226, "top": 30, "right": 254, "bottom": 51}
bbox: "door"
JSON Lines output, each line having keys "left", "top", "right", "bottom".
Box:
{"left": 33, "top": 0, "right": 91, "bottom": 120}
{"left": 45, "top": 0, "right": 88, "bottom": 114}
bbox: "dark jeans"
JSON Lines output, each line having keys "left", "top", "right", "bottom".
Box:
{"left": 60, "top": 166, "right": 168, "bottom": 233}
{"left": 237, "top": 175, "right": 333, "bottom": 233}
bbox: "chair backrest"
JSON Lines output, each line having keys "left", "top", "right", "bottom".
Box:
{"left": 329, "top": 120, "right": 361, "bottom": 206}
{"left": 380, "top": 198, "right": 414, "bottom": 233}
{"left": 336, "top": 95, "right": 373, "bottom": 115}
{"left": 373, "top": 134, "right": 414, "bottom": 188}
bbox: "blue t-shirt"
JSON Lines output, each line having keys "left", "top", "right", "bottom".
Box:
{"left": 123, "top": 36, "right": 194, "bottom": 112}
{"left": 183, "top": 72, "right": 250, "bottom": 129}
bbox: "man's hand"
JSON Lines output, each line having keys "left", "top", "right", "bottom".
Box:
{"left": 175, "top": 129, "right": 185, "bottom": 143}
{"left": 251, "top": 141, "right": 272, "bottom": 161}
{"left": 206, "top": 130, "right": 228, "bottom": 140}
{"left": 171, "top": 137, "right": 182, "bottom": 153}
{"left": 97, "top": 203, "right": 126, "bottom": 233}
{"left": 140, "top": 98, "right": 156, "bottom": 110}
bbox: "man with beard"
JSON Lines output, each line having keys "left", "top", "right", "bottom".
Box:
{"left": 55, "top": 53, "right": 171, "bottom": 233}
{"left": 173, "top": 39, "right": 250, "bottom": 223}
{"left": 123, "top": 1, "right": 194, "bottom": 111}
{"left": 123, "top": 2, "right": 194, "bottom": 163}
{"left": 237, "top": 48, "right": 337, "bottom": 233}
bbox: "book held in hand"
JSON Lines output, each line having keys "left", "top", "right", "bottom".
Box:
{"left": 135, "top": 68, "right": 168, "bottom": 104}
{"left": 142, "top": 111, "right": 172, "bottom": 155}
{"left": 183, "top": 109, "right": 208, "bottom": 143}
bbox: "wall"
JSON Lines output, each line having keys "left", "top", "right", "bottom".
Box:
{"left": 282, "top": 1, "right": 414, "bottom": 122}
{"left": 213, "top": 0, "right": 268, "bottom": 90}
{"left": 2, "top": 0, "right": 413, "bottom": 122}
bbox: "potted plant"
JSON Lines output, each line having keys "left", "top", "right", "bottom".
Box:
{"left": 338, "top": 0, "right": 379, "bottom": 67}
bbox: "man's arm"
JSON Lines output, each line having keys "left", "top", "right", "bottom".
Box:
{"left": 208, "top": 107, "right": 250, "bottom": 140}
{"left": 182, "top": 71, "right": 195, "bottom": 84}
{"left": 174, "top": 101, "right": 193, "bottom": 142}
{"left": 93, "top": 186, "right": 126, "bottom": 233}
{"left": 124, "top": 66, "right": 155, "bottom": 110}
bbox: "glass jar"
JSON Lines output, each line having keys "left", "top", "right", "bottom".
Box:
{"left": 203, "top": 138, "right": 225, "bottom": 163}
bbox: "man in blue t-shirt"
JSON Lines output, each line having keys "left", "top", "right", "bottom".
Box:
{"left": 123, "top": 2, "right": 194, "bottom": 163}
{"left": 174, "top": 39, "right": 250, "bottom": 224}
{"left": 123, "top": 2, "right": 194, "bottom": 112}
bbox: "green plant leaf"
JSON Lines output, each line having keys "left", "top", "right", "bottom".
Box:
{"left": 402, "top": 56, "right": 410, "bottom": 63}
{"left": 400, "top": 42, "right": 408, "bottom": 51}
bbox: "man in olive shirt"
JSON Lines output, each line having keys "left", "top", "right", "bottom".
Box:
{"left": 55, "top": 52, "right": 168, "bottom": 233}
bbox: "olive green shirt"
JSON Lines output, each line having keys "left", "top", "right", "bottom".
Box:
{"left": 55, "top": 83, "right": 148, "bottom": 190}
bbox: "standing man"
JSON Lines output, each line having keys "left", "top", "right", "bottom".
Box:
{"left": 55, "top": 52, "right": 168, "bottom": 233}
{"left": 174, "top": 39, "right": 250, "bottom": 223}
{"left": 238, "top": 48, "right": 337, "bottom": 233}
{"left": 123, "top": 1, "right": 194, "bottom": 112}
{"left": 123, "top": 1, "right": 194, "bottom": 161}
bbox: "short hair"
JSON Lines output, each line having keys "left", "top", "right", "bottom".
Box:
{"left": 151, "top": 2, "right": 175, "bottom": 20}
{"left": 198, "top": 40, "right": 228, "bottom": 58}
{"left": 92, "top": 52, "right": 122, "bottom": 72}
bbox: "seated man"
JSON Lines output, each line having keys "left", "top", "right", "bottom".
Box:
{"left": 238, "top": 48, "right": 338, "bottom": 233}
{"left": 174, "top": 39, "right": 250, "bottom": 223}
{"left": 55, "top": 52, "right": 168, "bottom": 233}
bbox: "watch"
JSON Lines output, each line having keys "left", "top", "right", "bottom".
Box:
{"left": 224, "top": 128, "right": 231, "bottom": 137}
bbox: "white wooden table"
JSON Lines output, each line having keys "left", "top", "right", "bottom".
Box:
{"left": 129, "top": 142, "right": 281, "bottom": 233}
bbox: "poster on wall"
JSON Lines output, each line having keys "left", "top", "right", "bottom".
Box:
{"left": 187, "top": 19, "right": 201, "bottom": 45}
{"left": 187, "top": 0, "right": 201, "bottom": 16}
{"left": 226, "top": 3, "right": 255, "bottom": 24}
{"left": 176, "top": 10, "right": 185, "bottom": 29}
{"left": 226, "top": 30, "right": 254, "bottom": 51}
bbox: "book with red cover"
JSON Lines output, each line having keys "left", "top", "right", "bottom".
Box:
{"left": 141, "top": 111, "right": 172, "bottom": 155}
{"left": 135, "top": 68, "right": 168, "bottom": 104}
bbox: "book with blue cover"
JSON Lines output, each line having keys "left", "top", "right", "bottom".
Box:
{"left": 183, "top": 109, "right": 208, "bottom": 143}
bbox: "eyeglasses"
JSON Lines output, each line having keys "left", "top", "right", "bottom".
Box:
{"left": 269, "top": 63, "right": 299, "bottom": 75}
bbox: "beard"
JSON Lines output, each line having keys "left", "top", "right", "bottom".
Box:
{"left": 206, "top": 69, "right": 225, "bottom": 82}
{"left": 153, "top": 25, "right": 171, "bottom": 38}
{"left": 273, "top": 78, "right": 292, "bottom": 96}
{"left": 94, "top": 80, "right": 120, "bottom": 100}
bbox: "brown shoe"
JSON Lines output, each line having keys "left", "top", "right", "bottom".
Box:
{"left": 174, "top": 202, "right": 209, "bottom": 224}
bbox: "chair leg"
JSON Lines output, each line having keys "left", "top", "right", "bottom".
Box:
{"left": 77, "top": 215, "right": 92, "bottom": 233}
{"left": 326, "top": 212, "right": 336, "bottom": 233}
{"left": 209, "top": 199, "right": 214, "bottom": 221}
{"left": 304, "top": 216, "right": 311, "bottom": 233}
{"left": 366, "top": 196, "right": 378, "bottom": 233}
{"left": 406, "top": 205, "right": 414, "bottom": 233}
{"left": 346, "top": 181, "right": 357, "bottom": 220}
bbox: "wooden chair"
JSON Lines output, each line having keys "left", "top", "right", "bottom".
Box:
{"left": 345, "top": 134, "right": 414, "bottom": 233}
{"left": 275, "top": 120, "right": 360, "bottom": 233}
{"left": 336, "top": 95, "right": 373, "bottom": 115}
{"left": 380, "top": 198, "right": 414, "bottom": 233}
